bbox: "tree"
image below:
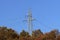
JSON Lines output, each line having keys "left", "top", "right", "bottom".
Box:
{"left": 0, "top": 27, "right": 19, "bottom": 40}
{"left": 32, "top": 29, "right": 43, "bottom": 37}
{"left": 32, "top": 29, "right": 43, "bottom": 40}
{"left": 19, "top": 30, "right": 31, "bottom": 40}
{"left": 44, "top": 29, "right": 59, "bottom": 40}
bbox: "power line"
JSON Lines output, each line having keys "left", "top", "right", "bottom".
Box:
{"left": 35, "top": 19, "right": 53, "bottom": 32}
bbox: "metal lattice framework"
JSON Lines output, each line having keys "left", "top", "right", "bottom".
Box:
{"left": 24, "top": 10, "right": 34, "bottom": 35}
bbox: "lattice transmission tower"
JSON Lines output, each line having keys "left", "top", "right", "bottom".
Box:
{"left": 24, "top": 10, "right": 35, "bottom": 34}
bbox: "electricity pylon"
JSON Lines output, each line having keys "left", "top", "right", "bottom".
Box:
{"left": 24, "top": 10, "right": 34, "bottom": 35}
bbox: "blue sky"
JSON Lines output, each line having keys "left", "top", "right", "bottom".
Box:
{"left": 0, "top": 0, "right": 60, "bottom": 33}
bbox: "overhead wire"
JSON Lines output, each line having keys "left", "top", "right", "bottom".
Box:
{"left": 33, "top": 19, "right": 53, "bottom": 32}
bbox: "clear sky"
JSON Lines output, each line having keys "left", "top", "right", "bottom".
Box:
{"left": 0, "top": 0, "right": 60, "bottom": 33}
